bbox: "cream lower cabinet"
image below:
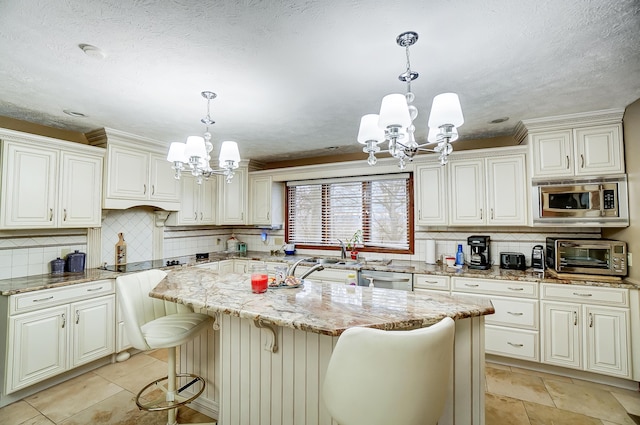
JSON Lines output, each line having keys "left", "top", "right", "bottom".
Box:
{"left": 413, "top": 274, "right": 450, "bottom": 295}
{"left": 3, "top": 281, "right": 115, "bottom": 394}
{"left": 448, "top": 154, "right": 528, "bottom": 226}
{"left": 218, "top": 260, "right": 235, "bottom": 274}
{"left": 540, "top": 283, "right": 631, "bottom": 378}
{"left": 295, "top": 266, "right": 353, "bottom": 284}
{"left": 452, "top": 277, "right": 539, "bottom": 362}
{"left": 166, "top": 175, "right": 217, "bottom": 226}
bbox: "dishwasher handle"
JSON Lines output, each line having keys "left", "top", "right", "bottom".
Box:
{"left": 360, "top": 274, "right": 412, "bottom": 283}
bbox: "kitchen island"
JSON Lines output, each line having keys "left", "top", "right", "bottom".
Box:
{"left": 149, "top": 267, "right": 495, "bottom": 425}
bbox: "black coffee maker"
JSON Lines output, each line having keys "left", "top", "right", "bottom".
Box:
{"left": 467, "top": 235, "right": 491, "bottom": 270}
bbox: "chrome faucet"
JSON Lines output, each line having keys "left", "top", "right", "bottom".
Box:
{"left": 287, "top": 258, "right": 309, "bottom": 277}
{"left": 337, "top": 239, "right": 347, "bottom": 259}
{"left": 299, "top": 264, "right": 324, "bottom": 280}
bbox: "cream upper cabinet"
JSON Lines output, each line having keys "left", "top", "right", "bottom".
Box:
{"left": 519, "top": 109, "right": 625, "bottom": 178}
{"left": 415, "top": 163, "right": 447, "bottom": 226}
{"left": 149, "top": 153, "right": 181, "bottom": 202}
{"left": 218, "top": 167, "right": 248, "bottom": 225}
{"left": 0, "top": 132, "right": 104, "bottom": 229}
{"left": 166, "top": 175, "right": 217, "bottom": 226}
{"left": 448, "top": 153, "right": 528, "bottom": 226}
{"left": 249, "top": 175, "right": 284, "bottom": 227}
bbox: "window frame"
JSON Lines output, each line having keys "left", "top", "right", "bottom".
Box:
{"left": 285, "top": 174, "right": 414, "bottom": 255}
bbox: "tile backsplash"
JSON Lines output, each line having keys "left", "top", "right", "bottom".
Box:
{"left": 101, "top": 209, "right": 155, "bottom": 265}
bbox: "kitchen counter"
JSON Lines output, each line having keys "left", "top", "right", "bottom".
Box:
{"left": 149, "top": 267, "right": 494, "bottom": 336}
{"left": 2, "top": 250, "right": 638, "bottom": 295}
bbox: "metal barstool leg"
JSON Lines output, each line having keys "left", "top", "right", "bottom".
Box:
{"left": 167, "top": 346, "right": 177, "bottom": 425}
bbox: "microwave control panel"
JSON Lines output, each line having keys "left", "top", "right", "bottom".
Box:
{"left": 603, "top": 189, "right": 616, "bottom": 210}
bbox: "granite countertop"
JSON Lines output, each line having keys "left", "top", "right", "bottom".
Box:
{"left": 149, "top": 267, "right": 495, "bottom": 336}
{"left": 1, "top": 250, "right": 638, "bottom": 296}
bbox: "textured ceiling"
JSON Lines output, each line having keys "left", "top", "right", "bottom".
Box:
{"left": 0, "top": 0, "right": 639, "bottom": 163}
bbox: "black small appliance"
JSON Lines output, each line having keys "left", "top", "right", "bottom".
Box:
{"left": 500, "top": 252, "right": 526, "bottom": 270}
{"left": 531, "top": 245, "right": 545, "bottom": 272}
{"left": 467, "top": 235, "right": 491, "bottom": 270}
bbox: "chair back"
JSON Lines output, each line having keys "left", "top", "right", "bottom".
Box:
{"left": 115, "top": 269, "right": 191, "bottom": 350}
{"left": 322, "top": 317, "right": 455, "bottom": 425}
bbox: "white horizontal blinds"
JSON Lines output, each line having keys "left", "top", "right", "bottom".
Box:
{"left": 287, "top": 175, "right": 410, "bottom": 250}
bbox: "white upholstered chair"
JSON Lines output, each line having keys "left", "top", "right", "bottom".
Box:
{"left": 322, "top": 317, "right": 455, "bottom": 425}
{"left": 116, "top": 269, "right": 214, "bottom": 425}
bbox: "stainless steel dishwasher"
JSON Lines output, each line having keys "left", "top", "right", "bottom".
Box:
{"left": 358, "top": 270, "right": 413, "bottom": 291}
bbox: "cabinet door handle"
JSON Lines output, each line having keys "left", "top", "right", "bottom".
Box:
{"left": 194, "top": 212, "right": 198, "bottom": 220}
{"left": 61, "top": 313, "right": 66, "bottom": 329}
{"left": 491, "top": 208, "right": 494, "bottom": 220}
{"left": 200, "top": 212, "right": 203, "bottom": 220}
{"left": 75, "top": 310, "right": 80, "bottom": 324}
{"left": 589, "top": 312, "right": 593, "bottom": 327}
{"left": 86, "top": 286, "right": 103, "bottom": 292}
{"left": 508, "top": 287, "right": 524, "bottom": 291}
{"left": 507, "top": 342, "right": 524, "bottom": 348}
{"left": 507, "top": 311, "right": 524, "bottom": 316}
{"left": 566, "top": 155, "right": 570, "bottom": 169}
{"left": 464, "top": 283, "right": 479, "bottom": 287}
{"left": 573, "top": 311, "right": 578, "bottom": 326}
{"left": 572, "top": 292, "right": 593, "bottom": 297}
{"left": 580, "top": 154, "right": 585, "bottom": 168}
{"left": 267, "top": 211, "right": 270, "bottom": 220}
{"left": 152, "top": 185, "right": 155, "bottom": 195}
{"left": 33, "top": 296, "right": 54, "bottom": 303}
{"left": 480, "top": 208, "right": 483, "bottom": 220}
{"left": 63, "top": 209, "right": 67, "bottom": 221}
{"left": 49, "top": 208, "right": 53, "bottom": 221}
{"left": 143, "top": 184, "right": 147, "bottom": 194}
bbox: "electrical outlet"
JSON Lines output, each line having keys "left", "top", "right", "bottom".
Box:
{"left": 628, "top": 252, "right": 633, "bottom": 267}
{"left": 216, "top": 238, "right": 221, "bottom": 245}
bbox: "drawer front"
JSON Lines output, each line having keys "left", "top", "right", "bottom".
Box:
{"left": 297, "top": 266, "right": 352, "bottom": 283}
{"left": 485, "top": 325, "right": 539, "bottom": 361}
{"left": 195, "top": 261, "right": 219, "bottom": 271}
{"left": 541, "top": 283, "right": 628, "bottom": 307}
{"left": 487, "top": 296, "right": 538, "bottom": 330}
{"left": 414, "top": 274, "right": 450, "bottom": 291}
{"left": 452, "top": 277, "right": 537, "bottom": 298}
{"left": 11, "top": 280, "right": 115, "bottom": 315}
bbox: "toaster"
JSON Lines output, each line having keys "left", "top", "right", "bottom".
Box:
{"left": 500, "top": 252, "right": 526, "bottom": 270}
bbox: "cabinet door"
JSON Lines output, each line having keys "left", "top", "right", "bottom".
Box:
{"left": 541, "top": 301, "right": 581, "bottom": 370}
{"left": 59, "top": 152, "right": 103, "bottom": 227}
{"left": 149, "top": 153, "right": 180, "bottom": 202}
{"left": 218, "top": 167, "right": 247, "bottom": 225}
{"left": 233, "top": 260, "right": 249, "bottom": 274}
{"left": 105, "top": 145, "right": 149, "bottom": 200}
{"left": 531, "top": 130, "right": 573, "bottom": 178}
{"left": 574, "top": 124, "right": 624, "bottom": 176}
{"left": 250, "top": 175, "right": 273, "bottom": 225}
{"left": 71, "top": 295, "right": 115, "bottom": 367}
{"left": 218, "top": 260, "right": 235, "bottom": 274}
{"left": 449, "top": 160, "right": 484, "bottom": 225}
{"left": 415, "top": 164, "right": 448, "bottom": 225}
{"left": 486, "top": 155, "right": 528, "bottom": 225}
{"left": 585, "top": 306, "right": 630, "bottom": 378}
{"left": 1, "top": 142, "right": 58, "bottom": 228}
{"left": 199, "top": 175, "right": 218, "bottom": 224}
{"left": 176, "top": 176, "right": 199, "bottom": 225}
{"left": 7, "top": 305, "right": 68, "bottom": 393}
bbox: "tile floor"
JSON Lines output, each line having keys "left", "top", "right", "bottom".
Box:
{"left": 2, "top": 353, "right": 640, "bottom": 425}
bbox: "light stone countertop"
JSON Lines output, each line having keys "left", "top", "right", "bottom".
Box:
{"left": 148, "top": 267, "right": 495, "bottom": 336}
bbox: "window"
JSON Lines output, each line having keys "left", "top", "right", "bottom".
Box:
{"left": 286, "top": 174, "right": 413, "bottom": 253}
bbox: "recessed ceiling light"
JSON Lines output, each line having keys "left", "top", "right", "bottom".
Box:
{"left": 326, "top": 146, "right": 339, "bottom": 151}
{"left": 63, "top": 109, "right": 87, "bottom": 118}
{"left": 78, "top": 43, "right": 106, "bottom": 59}
{"left": 489, "top": 117, "right": 509, "bottom": 124}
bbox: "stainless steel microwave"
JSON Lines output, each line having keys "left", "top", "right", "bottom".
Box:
{"left": 546, "top": 237, "right": 627, "bottom": 277}
{"left": 532, "top": 175, "right": 629, "bottom": 226}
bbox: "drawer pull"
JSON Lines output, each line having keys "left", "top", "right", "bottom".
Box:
{"left": 61, "top": 313, "right": 66, "bottom": 329}
{"left": 87, "top": 286, "right": 103, "bottom": 292}
{"left": 424, "top": 281, "right": 439, "bottom": 284}
{"left": 507, "top": 311, "right": 524, "bottom": 316}
{"left": 33, "top": 296, "right": 54, "bottom": 303}
{"left": 507, "top": 287, "right": 524, "bottom": 291}
{"left": 572, "top": 292, "right": 593, "bottom": 297}
{"left": 464, "top": 283, "right": 479, "bottom": 287}
{"left": 507, "top": 342, "right": 524, "bottom": 348}
{"left": 76, "top": 310, "right": 80, "bottom": 324}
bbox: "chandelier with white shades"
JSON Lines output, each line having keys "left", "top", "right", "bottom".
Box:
{"left": 357, "top": 31, "right": 464, "bottom": 168}
{"left": 167, "top": 91, "right": 241, "bottom": 184}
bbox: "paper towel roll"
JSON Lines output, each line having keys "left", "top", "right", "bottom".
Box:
{"left": 426, "top": 239, "right": 436, "bottom": 264}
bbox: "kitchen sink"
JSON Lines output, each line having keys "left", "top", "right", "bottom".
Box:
{"left": 311, "top": 258, "right": 359, "bottom": 266}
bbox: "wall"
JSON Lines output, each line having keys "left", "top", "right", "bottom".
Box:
{"left": 603, "top": 98, "right": 640, "bottom": 283}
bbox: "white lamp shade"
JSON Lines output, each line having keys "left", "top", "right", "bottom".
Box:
{"left": 378, "top": 94, "right": 411, "bottom": 129}
{"left": 427, "top": 126, "right": 459, "bottom": 143}
{"left": 219, "top": 141, "right": 241, "bottom": 167}
{"left": 427, "top": 93, "right": 464, "bottom": 128}
{"left": 357, "top": 114, "right": 385, "bottom": 144}
{"left": 167, "top": 142, "right": 186, "bottom": 162}
{"left": 185, "top": 136, "right": 207, "bottom": 158}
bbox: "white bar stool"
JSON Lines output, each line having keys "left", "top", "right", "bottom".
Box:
{"left": 116, "top": 269, "right": 215, "bottom": 425}
{"left": 322, "top": 317, "right": 455, "bottom": 425}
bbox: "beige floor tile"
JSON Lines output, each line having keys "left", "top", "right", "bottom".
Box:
{"left": 571, "top": 377, "right": 638, "bottom": 394}
{"left": 611, "top": 390, "right": 640, "bottom": 416}
{"left": 148, "top": 348, "right": 169, "bottom": 362}
{"left": 485, "top": 392, "right": 531, "bottom": 425}
{"left": 94, "top": 353, "right": 168, "bottom": 394}
{"left": 0, "top": 400, "right": 41, "bottom": 425}
{"left": 58, "top": 390, "right": 215, "bottom": 425}
{"left": 524, "top": 401, "right": 604, "bottom": 425}
{"left": 510, "top": 366, "right": 573, "bottom": 383}
{"left": 24, "top": 372, "right": 123, "bottom": 423}
{"left": 17, "top": 416, "right": 55, "bottom": 425}
{"left": 486, "top": 367, "right": 555, "bottom": 407}
{"left": 544, "top": 379, "right": 636, "bottom": 425}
